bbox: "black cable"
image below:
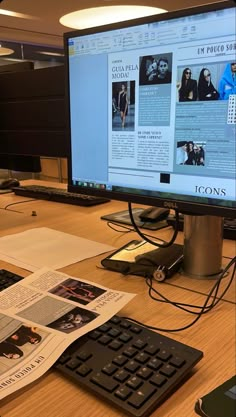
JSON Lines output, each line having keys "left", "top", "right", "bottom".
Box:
{"left": 204, "top": 259, "right": 236, "bottom": 310}
{"left": 0, "top": 199, "right": 36, "bottom": 214}
{"left": 3, "top": 199, "right": 35, "bottom": 210}
{"left": 147, "top": 260, "right": 233, "bottom": 314}
{"left": 146, "top": 279, "right": 210, "bottom": 315}
{"left": 128, "top": 202, "right": 179, "bottom": 248}
{"left": 0, "top": 206, "right": 23, "bottom": 214}
{"left": 121, "top": 256, "right": 236, "bottom": 332}
{"left": 107, "top": 221, "right": 134, "bottom": 234}
{"left": 106, "top": 221, "right": 166, "bottom": 243}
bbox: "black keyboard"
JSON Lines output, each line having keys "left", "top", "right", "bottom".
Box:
{"left": 0, "top": 269, "right": 23, "bottom": 291}
{"left": 167, "top": 214, "right": 236, "bottom": 241}
{"left": 55, "top": 316, "right": 203, "bottom": 417}
{"left": 0, "top": 268, "right": 203, "bottom": 416}
{"left": 13, "top": 185, "right": 110, "bottom": 207}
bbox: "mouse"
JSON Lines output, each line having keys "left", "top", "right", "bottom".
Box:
{"left": 0, "top": 178, "right": 20, "bottom": 190}
{"left": 139, "top": 207, "right": 170, "bottom": 223}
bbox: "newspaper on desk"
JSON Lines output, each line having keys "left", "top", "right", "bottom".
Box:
{"left": 0, "top": 267, "right": 135, "bottom": 400}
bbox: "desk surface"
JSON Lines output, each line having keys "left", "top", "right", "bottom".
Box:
{"left": 0, "top": 180, "right": 235, "bottom": 417}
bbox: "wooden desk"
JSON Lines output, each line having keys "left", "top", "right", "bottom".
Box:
{"left": 1, "top": 181, "right": 235, "bottom": 417}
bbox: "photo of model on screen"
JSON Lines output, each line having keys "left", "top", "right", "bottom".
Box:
{"left": 176, "top": 141, "right": 205, "bottom": 166}
{"left": 177, "top": 68, "right": 198, "bottom": 102}
{"left": 139, "top": 53, "right": 172, "bottom": 85}
{"left": 198, "top": 68, "right": 219, "bottom": 101}
{"left": 118, "top": 83, "right": 128, "bottom": 128}
{"left": 112, "top": 81, "right": 135, "bottom": 131}
{"left": 177, "top": 61, "right": 235, "bottom": 102}
{"left": 219, "top": 62, "right": 236, "bottom": 100}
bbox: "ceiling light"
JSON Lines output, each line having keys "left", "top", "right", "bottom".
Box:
{"left": 0, "top": 46, "right": 14, "bottom": 56}
{"left": 37, "top": 51, "right": 64, "bottom": 57}
{"left": 0, "top": 8, "right": 37, "bottom": 19}
{"left": 60, "top": 6, "right": 167, "bottom": 30}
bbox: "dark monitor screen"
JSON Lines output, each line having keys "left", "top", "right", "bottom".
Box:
{"left": 0, "top": 61, "right": 34, "bottom": 73}
{"left": 65, "top": 1, "right": 236, "bottom": 219}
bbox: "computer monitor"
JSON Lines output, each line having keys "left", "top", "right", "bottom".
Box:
{"left": 64, "top": 1, "right": 236, "bottom": 278}
{"left": 0, "top": 61, "right": 34, "bottom": 73}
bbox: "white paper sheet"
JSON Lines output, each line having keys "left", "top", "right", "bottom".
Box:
{"left": 0, "top": 227, "right": 115, "bottom": 271}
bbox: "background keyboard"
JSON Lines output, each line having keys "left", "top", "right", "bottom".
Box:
{"left": 13, "top": 185, "right": 110, "bottom": 207}
{"left": 0, "top": 269, "right": 23, "bottom": 291}
{"left": 0, "top": 268, "right": 203, "bottom": 416}
{"left": 55, "top": 316, "right": 203, "bottom": 417}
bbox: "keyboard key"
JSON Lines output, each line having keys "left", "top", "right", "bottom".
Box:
{"left": 99, "top": 335, "right": 112, "bottom": 345}
{"left": 169, "top": 356, "right": 186, "bottom": 368}
{"left": 66, "top": 358, "right": 81, "bottom": 370}
{"left": 119, "top": 332, "right": 132, "bottom": 343}
{"left": 113, "top": 355, "right": 128, "bottom": 366}
{"left": 76, "top": 364, "right": 92, "bottom": 377}
{"left": 147, "top": 358, "right": 162, "bottom": 371}
{"left": 102, "top": 363, "right": 118, "bottom": 376}
{"left": 108, "top": 328, "right": 121, "bottom": 337}
{"left": 132, "top": 339, "right": 147, "bottom": 350}
{"left": 126, "top": 376, "right": 143, "bottom": 390}
{"left": 88, "top": 330, "right": 101, "bottom": 340}
{"left": 76, "top": 350, "right": 92, "bottom": 361}
{"left": 137, "top": 367, "right": 153, "bottom": 380}
{"left": 114, "top": 369, "right": 130, "bottom": 382}
{"left": 156, "top": 349, "right": 172, "bottom": 361}
{"left": 150, "top": 374, "right": 167, "bottom": 387}
{"left": 128, "top": 384, "right": 157, "bottom": 409}
{"left": 159, "top": 364, "right": 176, "bottom": 377}
{"left": 125, "top": 360, "right": 140, "bottom": 373}
{"left": 91, "top": 372, "right": 119, "bottom": 392}
{"left": 135, "top": 352, "right": 149, "bottom": 364}
{"left": 144, "top": 344, "right": 160, "bottom": 355}
{"left": 123, "top": 347, "right": 138, "bottom": 358}
{"left": 115, "top": 386, "right": 132, "bottom": 400}
{"left": 109, "top": 340, "right": 123, "bottom": 351}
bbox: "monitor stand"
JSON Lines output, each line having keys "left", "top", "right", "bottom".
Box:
{"left": 182, "top": 214, "right": 224, "bottom": 279}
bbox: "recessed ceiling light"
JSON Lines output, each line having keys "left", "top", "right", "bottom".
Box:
{"left": 37, "top": 51, "right": 64, "bottom": 57}
{"left": 0, "top": 8, "right": 38, "bottom": 19}
{"left": 60, "top": 6, "right": 167, "bottom": 30}
{"left": 0, "top": 46, "right": 14, "bottom": 56}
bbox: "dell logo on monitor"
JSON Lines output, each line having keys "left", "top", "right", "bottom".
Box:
{"left": 164, "top": 201, "right": 178, "bottom": 209}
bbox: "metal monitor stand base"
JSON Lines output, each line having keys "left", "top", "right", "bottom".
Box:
{"left": 183, "top": 215, "right": 224, "bottom": 279}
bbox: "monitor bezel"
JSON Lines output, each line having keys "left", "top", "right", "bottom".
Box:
{"left": 64, "top": 1, "right": 236, "bottom": 218}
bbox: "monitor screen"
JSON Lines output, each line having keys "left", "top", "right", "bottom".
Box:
{"left": 65, "top": 1, "right": 236, "bottom": 218}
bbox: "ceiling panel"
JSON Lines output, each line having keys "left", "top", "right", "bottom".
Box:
{"left": 0, "top": 0, "right": 222, "bottom": 46}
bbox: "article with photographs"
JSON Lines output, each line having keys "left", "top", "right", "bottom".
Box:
{"left": 0, "top": 268, "right": 135, "bottom": 399}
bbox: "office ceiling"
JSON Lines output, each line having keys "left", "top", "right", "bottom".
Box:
{"left": 0, "top": 0, "right": 223, "bottom": 47}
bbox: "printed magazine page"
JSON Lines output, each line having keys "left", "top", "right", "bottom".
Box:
{"left": 0, "top": 267, "right": 135, "bottom": 399}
